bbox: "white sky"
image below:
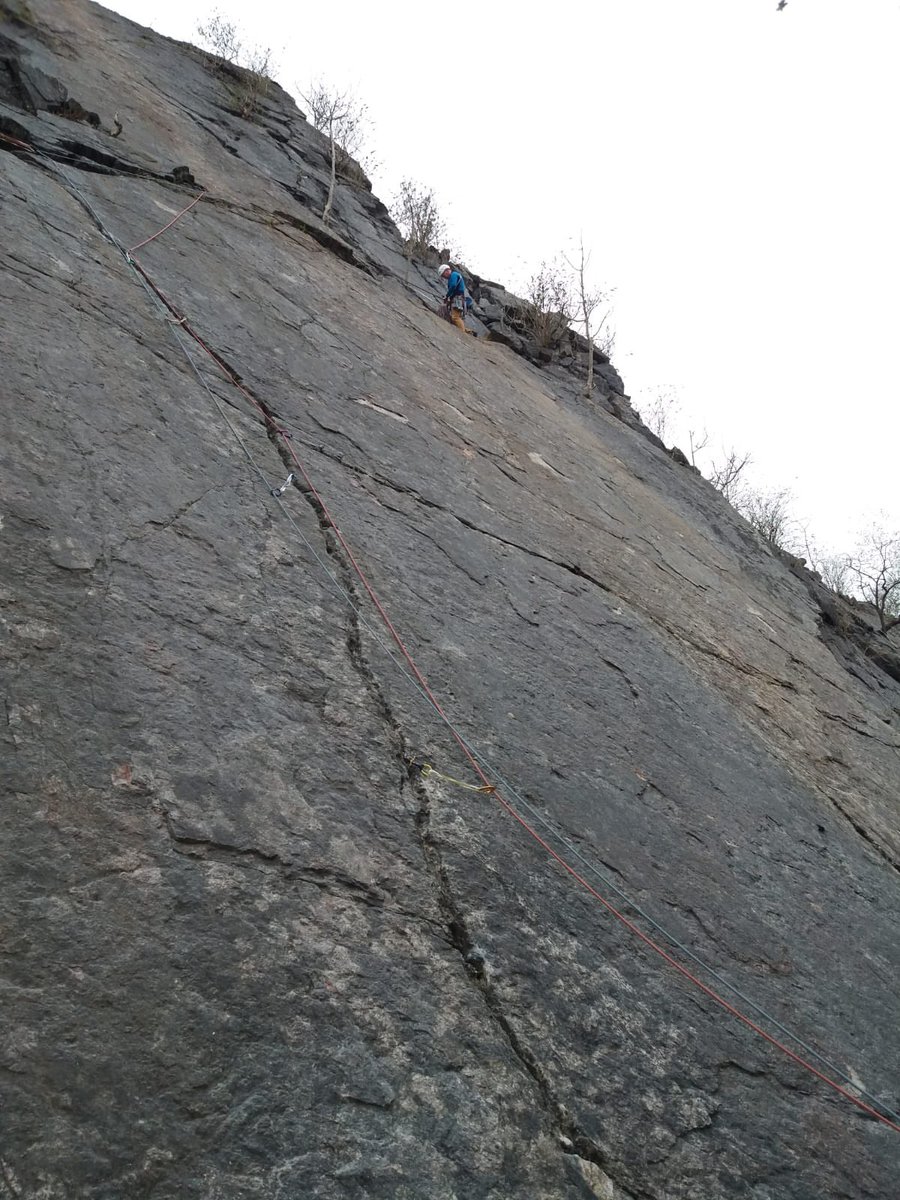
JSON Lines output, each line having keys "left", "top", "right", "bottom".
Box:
{"left": 105, "top": 0, "right": 899, "bottom": 555}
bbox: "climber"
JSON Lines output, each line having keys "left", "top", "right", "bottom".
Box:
{"left": 438, "top": 263, "right": 472, "bottom": 335}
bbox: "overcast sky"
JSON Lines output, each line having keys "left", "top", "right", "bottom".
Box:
{"left": 105, "top": 0, "right": 899, "bottom": 556}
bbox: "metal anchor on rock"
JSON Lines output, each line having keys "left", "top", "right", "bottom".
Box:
{"left": 270, "top": 472, "right": 294, "bottom": 498}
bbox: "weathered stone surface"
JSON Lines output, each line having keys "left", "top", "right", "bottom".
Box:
{"left": 486, "top": 324, "right": 526, "bottom": 355}
{"left": 1, "top": 4, "right": 898, "bottom": 1199}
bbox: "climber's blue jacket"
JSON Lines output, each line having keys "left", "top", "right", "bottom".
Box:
{"left": 446, "top": 270, "right": 472, "bottom": 309}
{"left": 445, "top": 270, "right": 466, "bottom": 299}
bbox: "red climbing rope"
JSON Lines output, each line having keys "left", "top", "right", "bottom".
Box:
{"left": 490, "top": 795, "right": 900, "bottom": 1131}
{"left": 174, "top": 309, "right": 900, "bottom": 1134}
{"left": 0, "top": 130, "right": 35, "bottom": 152}
{"left": 127, "top": 191, "right": 206, "bottom": 254}
{"left": 119, "top": 203, "right": 900, "bottom": 1135}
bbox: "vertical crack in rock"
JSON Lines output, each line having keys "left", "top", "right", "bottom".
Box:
{"left": 237, "top": 381, "right": 641, "bottom": 1196}
{"left": 412, "top": 771, "right": 628, "bottom": 1192}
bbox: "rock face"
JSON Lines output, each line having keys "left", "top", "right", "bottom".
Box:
{"left": 1, "top": 4, "right": 898, "bottom": 1198}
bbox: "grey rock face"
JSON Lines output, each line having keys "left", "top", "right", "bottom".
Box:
{"left": 1, "top": 4, "right": 898, "bottom": 1199}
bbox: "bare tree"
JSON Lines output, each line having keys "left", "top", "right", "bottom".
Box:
{"left": 522, "top": 260, "right": 574, "bottom": 349}
{"left": 565, "top": 239, "right": 614, "bottom": 396}
{"left": 846, "top": 528, "right": 900, "bottom": 633}
{"left": 196, "top": 12, "right": 273, "bottom": 121}
{"left": 819, "top": 553, "right": 853, "bottom": 595}
{"left": 798, "top": 528, "right": 850, "bottom": 593}
{"left": 736, "top": 485, "right": 795, "bottom": 551}
{"left": 687, "top": 428, "right": 709, "bottom": 468}
{"left": 302, "top": 85, "right": 349, "bottom": 223}
{"left": 197, "top": 10, "right": 241, "bottom": 64}
{"left": 302, "top": 83, "right": 368, "bottom": 159}
{"left": 390, "top": 179, "right": 446, "bottom": 259}
{"left": 301, "top": 81, "right": 373, "bottom": 218}
{"left": 708, "top": 448, "right": 752, "bottom": 502}
{"left": 236, "top": 45, "right": 273, "bottom": 120}
{"left": 640, "top": 387, "right": 680, "bottom": 442}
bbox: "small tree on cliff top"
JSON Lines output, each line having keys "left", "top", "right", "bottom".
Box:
{"left": 735, "top": 485, "right": 797, "bottom": 553}
{"left": 566, "top": 238, "right": 614, "bottom": 397}
{"left": 708, "top": 448, "right": 752, "bottom": 503}
{"left": 845, "top": 527, "right": 900, "bottom": 634}
{"left": 391, "top": 179, "right": 447, "bottom": 258}
{"left": 301, "top": 84, "right": 362, "bottom": 223}
{"left": 522, "top": 260, "right": 573, "bottom": 349}
{"left": 196, "top": 10, "right": 241, "bottom": 63}
{"left": 301, "top": 82, "right": 374, "bottom": 221}
{"left": 196, "top": 11, "right": 274, "bottom": 121}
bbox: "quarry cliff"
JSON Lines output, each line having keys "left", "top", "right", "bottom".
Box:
{"left": 1, "top": 3, "right": 898, "bottom": 1197}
